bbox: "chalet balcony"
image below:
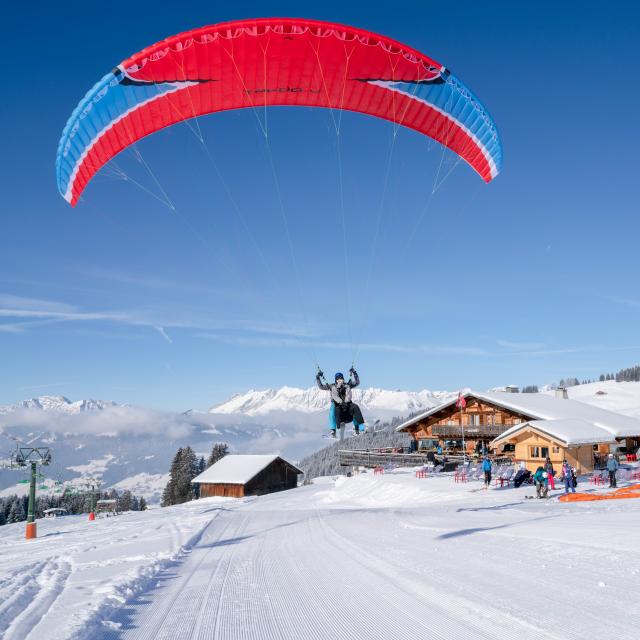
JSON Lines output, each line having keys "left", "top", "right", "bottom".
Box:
{"left": 430, "top": 424, "right": 509, "bottom": 438}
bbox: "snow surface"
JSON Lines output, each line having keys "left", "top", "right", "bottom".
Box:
{"left": 2, "top": 467, "right": 640, "bottom": 639}
{"left": 496, "top": 418, "right": 618, "bottom": 446}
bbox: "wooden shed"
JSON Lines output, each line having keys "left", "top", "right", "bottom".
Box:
{"left": 191, "top": 454, "right": 302, "bottom": 498}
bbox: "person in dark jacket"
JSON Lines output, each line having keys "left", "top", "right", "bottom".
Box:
{"left": 606, "top": 453, "right": 619, "bottom": 488}
{"left": 316, "top": 368, "right": 365, "bottom": 438}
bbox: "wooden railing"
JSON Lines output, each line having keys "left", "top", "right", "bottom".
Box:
{"left": 338, "top": 449, "right": 514, "bottom": 469}
{"left": 430, "top": 424, "right": 509, "bottom": 438}
{"left": 338, "top": 449, "right": 433, "bottom": 468}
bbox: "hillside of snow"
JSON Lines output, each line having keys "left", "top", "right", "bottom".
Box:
{"left": 1, "top": 468, "right": 639, "bottom": 639}
{"left": 553, "top": 380, "right": 640, "bottom": 418}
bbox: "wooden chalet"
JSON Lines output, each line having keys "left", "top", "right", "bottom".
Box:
{"left": 191, "top": 454, "right": 302, "bottom": 498}
{"left": 490, "top": 419, "right": 616, "bottom": 474}
{"left": 396, "top": 388, "right": 640, "bottom": 472}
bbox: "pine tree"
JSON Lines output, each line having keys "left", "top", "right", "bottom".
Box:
{"left": 206, "top": 443, "right": 229, "bottom": 468}
{"left": 139, "top": 496, "right": 147, "bottom": 511}
{"left": 8, "top": 498, "right": 25, "bottom": 523}
{"left": 119, "top": 490, "right": 133, "bottom": 512}
{"left": 178, "top": 446, "right": 199, "bottom": 503}
{"left": 162, "top": 447, "right": 184, "bottom": 507}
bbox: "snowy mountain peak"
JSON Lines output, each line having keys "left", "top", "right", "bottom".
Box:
{"left": 0, "top": 395, "right": 118, "bottom": 415}
{"left": 209, "top": 386, "right": 454, "bottom": 417}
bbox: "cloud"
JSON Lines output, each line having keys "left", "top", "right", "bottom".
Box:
{"left": 154, "top": 326, "right": 173, "bottom": 344}
{"left": 0, "top": 294, "right": 76, "bottom": 313}
{"left": 195, "top": 332, "right": 488, "bottom": 356}
{"left": 0, "top": 291, "right": 316, "bottom": 342}
{"left": 497, "top": 339, "right": 546, "bottom": 350}
{"left": 0, "top": 405, "right": 199, "bottom": 439}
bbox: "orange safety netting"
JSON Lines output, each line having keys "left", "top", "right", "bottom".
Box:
{"left": 559, "top": 483, "right": 640, "bottom": 502}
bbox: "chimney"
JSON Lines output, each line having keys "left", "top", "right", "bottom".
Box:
{"left": 555, "top": 387, "right": 569, "bottom": 400}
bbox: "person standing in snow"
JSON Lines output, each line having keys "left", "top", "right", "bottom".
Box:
{"left": 606, "top": 453, "right": 619, "bottom": 488}
{"left": 316, "top": 368, "right": 365, "bottom": 438}
{"left": 533, "top": 467, "right": 549, "bottom": 498}
{"left": 482, "top": 456, "right": 492, "bottom": 488}
{"left": 561, "top": 460, "right": 575, "bottom": 494}
{"left": 544, "top": 457, "right": 556, "bottom": 490}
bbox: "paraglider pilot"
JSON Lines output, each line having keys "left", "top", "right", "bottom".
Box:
{"left": 316, "top": 368, "right": 365, "bottom": 438}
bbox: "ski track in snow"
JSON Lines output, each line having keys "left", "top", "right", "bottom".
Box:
{"left": 2, "top": 473, "right": 640, "bottom": 639}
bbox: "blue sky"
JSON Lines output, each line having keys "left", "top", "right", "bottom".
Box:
{"left": 1, "top": 0, "right": 639, "bottom": 410}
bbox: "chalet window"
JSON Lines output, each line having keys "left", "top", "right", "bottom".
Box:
{"left": 553, "top": 447, "right": 560, "bottom": 453}
{"left": 530, "top": 446, "right": 549, "bottom": 458}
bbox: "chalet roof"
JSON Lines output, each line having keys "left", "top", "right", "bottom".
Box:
{"left": 491, "top": 419, "right": 618, "bottom": 447}
{"left": 395, "top": 390, "right": 640, "bottom": 438}
{"left": 191, "top": 454, "right": 302, "bottom": 485}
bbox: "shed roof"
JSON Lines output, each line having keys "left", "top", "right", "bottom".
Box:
{"left": 395, "top": 390, "right": 640, "bottom": 438}
{"left": 191, "top": 454, "right": 302, "bottom": 485}
{"left": 491, "top": 419, "right": 618, "bottom": 447}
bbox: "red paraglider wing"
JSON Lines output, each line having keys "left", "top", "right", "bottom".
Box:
{"left": 56, "top": 18, "right": 502, "bottom": 206}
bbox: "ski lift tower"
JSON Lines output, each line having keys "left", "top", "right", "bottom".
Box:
{"left": 84, "top": 477, "right": 102, "bottom": 521}
{"left": 10, "top": 447, "right": 52, "bottom": 539}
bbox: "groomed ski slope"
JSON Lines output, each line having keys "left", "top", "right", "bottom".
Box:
{"left": 2, "top": 471, "right": 639, "bottom": 640}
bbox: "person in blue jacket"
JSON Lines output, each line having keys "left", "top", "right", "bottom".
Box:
{"left": 561, "top": 460, "right": 575, "bottom": 494}
{"left": 533, "top": 467, "right": 549, "bottom": 498}
{"left": 606, "top": 453, "right": 619, "bottom": 488}
{"left": 482, "top": 456, "right": 492, "bottom": 488}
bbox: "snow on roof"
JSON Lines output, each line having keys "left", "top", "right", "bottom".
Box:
{"left": 191, "top": 455, "right": 301, "bottom": 485}
{"left": 492, "top": 419, "right": 618, "bottom": 447}
{"left": 396, "top": 389, "right": 640, "bottom": 439}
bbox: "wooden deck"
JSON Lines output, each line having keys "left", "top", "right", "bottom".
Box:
{"left": 338, "top": 449, "right": 514, "bottom": 469}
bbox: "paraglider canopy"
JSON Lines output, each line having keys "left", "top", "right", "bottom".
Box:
{"left": 56, "top": 17, "right": 502, "bottom": 206}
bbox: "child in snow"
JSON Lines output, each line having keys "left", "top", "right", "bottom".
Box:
{"left": 533, "top": 467, "right": 549, "bottom": 498}
{"left": 561, "top": 460, "right": 575, "bottom": 494}
{"left": 544, "top": 457, "right": 556, "bottom": 490}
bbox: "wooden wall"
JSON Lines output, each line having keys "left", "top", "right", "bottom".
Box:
{"left": 408, "top": 397, "right": 525, "bottom": 447}
{"left": 510, "top": 429, "right": 595, "bottom": 473}
{"left": 245, "top": 459, "right": 298, "bottom": 496}
{"left": 200, "top": 483, "right": 245, "bottom": 498}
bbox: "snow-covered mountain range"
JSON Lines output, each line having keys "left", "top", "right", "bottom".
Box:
{"left": 209, "top": 386, "right": 452, "bottom": 418}
{"left": 3, "top": 380, "right": 640, "bottom": 502}
{"left": 0, "top": 386, "right": 451, "bottom": 502}
{"left": 0, "top": 395, "right": 117, "bottom": 415}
